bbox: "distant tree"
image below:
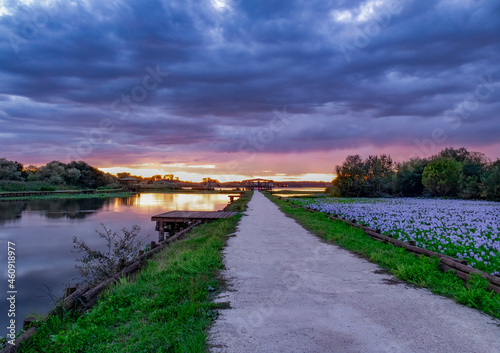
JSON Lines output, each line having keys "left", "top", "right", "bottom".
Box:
{"left": 26, "top": 160, "right": 116, "bottom": 189}
{"left": 330, "top": 155, "right": 368, "bottom": 197}
{"left": 0, "top": 158, "right": 24, "bottom": 181}
{"left": 395, "top": 158, "right": 429, "bottom": 196}
{"left": 64, "top": 167, "right": 82, "bottom": 185}
{"left": 481, "top": 159, "right": 500, "bottom": 201}
{"left": 429, "top": 147, "right": 488, "bottom": 199}
{"left": 435, "top": 147, "right": 487, "bottom": 165}
{"left": 202, "top": 177, "right": 220, "bottom": 184}
{"left": 164, "top": 174, "right": 174, "bottom": 180}
{"left": 66, "top": 160, "right": 116, "bottom": 188}
{"left": 32, "top": 161, "right": 66, "bottom": 185}
{"left": 117, "top": 172, "right": 131, "bottom": 179}
{"left": 365, "top": 154, "right": 394, "bottom": 196}
{"left": 459, "top": 161, "right": 486, "bottom": 199}
{"left": 116, "top": 172, "right": 142, "bottom": 182}
{"left": 24, "top": 165, "right": 38, "bottom": 181}
{"left": 422, "top": 158, "right": 462, "bottom": 196}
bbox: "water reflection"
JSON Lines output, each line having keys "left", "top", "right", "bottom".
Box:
{"left": 0, "top": 193, "right": 232, "bottom": 335}
{"left": 0, "top": 202, "right": 26, "bottom": 224}
{"left": 0, "top": 198, "right": 114, "bottom": 224}
{"left": 134, "top": 193, "right": 232, "bottom": 211}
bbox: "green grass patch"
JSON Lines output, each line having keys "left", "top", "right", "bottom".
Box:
{"left": 265, "top": 193, "right": 500, "bottom": 319}
{"left": 224, "top": 191, "right": 253, "bottom": 212}
{"left": 268, "top": 190, "right": 325, "bottom": 195}
{"left": 0, "top": 181, "right": 71, "bottom": 192}
{"left": 18, "top": 195, "right": 251, "bottom": 352}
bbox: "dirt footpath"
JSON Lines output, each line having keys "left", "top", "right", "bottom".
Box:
{"left": 208, "top": 191, "right": 500, "bottom": 353}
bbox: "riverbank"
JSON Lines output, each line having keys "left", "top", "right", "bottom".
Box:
{"left": 9, "top": 192, "right": 251, "bottom": 352}
{"left": 0, "top": 189, "right": 245, "bottom": 202}
{"left": 264, "top": 192, "right": 500, "bottom": 319}
{"left": 0, "top": 191, "right": 134, "bottom": 201}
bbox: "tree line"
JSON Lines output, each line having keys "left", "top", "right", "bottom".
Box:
{"left": 328, "top": 147, "right": 500, "bottom": 201}
{"left": 0, "top": 159, "right": 118, "bottom": 191}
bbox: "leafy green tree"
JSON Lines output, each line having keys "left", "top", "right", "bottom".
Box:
{"left": 0, "top": 158, "right": 24, "bottom": 181}
{"left": 24, "top": 165, "right": 38, "bottom": 181}
{"left": 330, "top": 155, "right": 368, "bottom": 197}
{"left": 31, "top": 161, "right": 66, "bottom": 185}
{"left": 395, "top": 158, "right": 428, "bottom": 196}
{"left": 459, "top": 161, "right": 486, "bottom": 199}
{"left": 422, "top": 158, "right": 462, "bottom": 196}
{"left": 432, "top": 147, "right": 487, "bottom": 199}
{"left": 436, "top": 147, "right": 487, "bottom": 165}
{"left": 481, "top": 159, "right": 500, "bottom": 201}
{"left": 365, "top": 154, "right": 394, "bottom": 196}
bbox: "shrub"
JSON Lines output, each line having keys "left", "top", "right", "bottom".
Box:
{"left": 73, "top": 224, "right": 147, "bottom": 286}
{"left": 422, "top": 158, "right": 462, "bottom": 196}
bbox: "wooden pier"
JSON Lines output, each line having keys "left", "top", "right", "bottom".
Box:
{"left": 152, "top": 210, "right": 238, "bottom": 241}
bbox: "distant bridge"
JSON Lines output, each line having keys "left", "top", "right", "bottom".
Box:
{"left": 242, "top": 178, "right": 274, "bottom": 190}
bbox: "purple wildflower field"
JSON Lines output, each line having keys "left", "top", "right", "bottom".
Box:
{"left": 290, "top": 197, "right": 500, "bottom": 275}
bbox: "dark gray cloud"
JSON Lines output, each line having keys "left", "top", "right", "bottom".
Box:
{"left": 0, "top": 0, "right": 499, "bottom": 168}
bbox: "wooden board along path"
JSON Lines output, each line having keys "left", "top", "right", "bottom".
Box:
{"left": 152, "top": 210, "right": 238, "bottom": 241}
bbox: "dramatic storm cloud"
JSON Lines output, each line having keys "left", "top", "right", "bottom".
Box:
{"left": 0, "top": 0, "right": 499, "bottom": 180}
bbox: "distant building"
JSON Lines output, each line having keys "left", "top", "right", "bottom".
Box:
{"left": 118, "top": 177, "right": 141, "bottom": 192}
{"left": 242, "top": 178, "right": 274, "bottom": 190}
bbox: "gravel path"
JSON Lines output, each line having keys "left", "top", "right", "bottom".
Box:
{"left": 208, "top": 191, "right": 500, "bottom": 353}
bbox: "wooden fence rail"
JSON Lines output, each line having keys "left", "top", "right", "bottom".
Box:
{"left": 0, "top": 221, "right": 203, "bottom": 353}
{"left": 296, "top": 203, "right": 500, "bottom": 294}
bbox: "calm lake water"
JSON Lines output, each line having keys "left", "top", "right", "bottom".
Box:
{"left": 0, "top": 193, "right": 233, "bottom": 335}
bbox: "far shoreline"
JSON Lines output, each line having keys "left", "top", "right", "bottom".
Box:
{"left": 0, "top": 188, "right": 249, "bottom": 202}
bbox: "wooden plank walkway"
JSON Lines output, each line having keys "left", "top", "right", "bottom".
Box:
{"left": 151, "top": 211, "right": 238, "bottom": 241}
{"left": 151, "top": 210, "right": 238, "bottom": 222}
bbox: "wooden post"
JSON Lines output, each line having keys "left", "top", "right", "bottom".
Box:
{"left": 158, "top": 221, "right": 165, "bottom": 242}
{"left": 151, "top": 241, "right": 157, "bottom": 249}
{"left": 23, "top": 317, "right": 35, "bottom": 330}
{"left": 65, "top": 286, "right": 77, "bottom": 298}
{"left": 138, "top": 250, "right": 144, "bottom": 256}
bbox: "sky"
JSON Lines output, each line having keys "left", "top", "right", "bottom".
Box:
{"left": 0, "top": 0, "right": 499, "bottom": 182}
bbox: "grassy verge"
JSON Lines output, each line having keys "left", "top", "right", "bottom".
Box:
{"left": 224, "top": 191, "right": 253, "bottom": 212}
{"left": 0, "top": 181, "right": 71, "bottom": 192}
{"left": 0, "top": 192, "right": 133, "bottom": 201}
{"left": 268, "top": 190, "right": 324, "bottom": 195}
{"left": 18, "top": 192, "right": 252, "bottom": 352}
{"left": 0, "top": 189, "right": 245, "bottom": 201}
{"left": 265, "top": 193, "right": 500, "bottom": 319}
